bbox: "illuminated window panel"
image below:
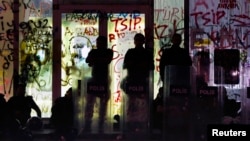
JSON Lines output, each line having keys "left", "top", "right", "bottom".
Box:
{"left": 0, "top": 1, "right": 14, "bottom": 100}
{"left": 20, "top": 17, "right": 53, "bottom": 118}
{"left": 19, "top": 0, "right": 53, "bottom": 118}
{"left": 107, "top": 12, "right": 145, "bottom": 119}
{"left": 61, "top": 13, "right": 102, "bottom": 131}
{"left": 154, "top": 0, "right": 184, "bottom": 99}
{"left": 61, "top": 13, "right": 99, "bottom": 95}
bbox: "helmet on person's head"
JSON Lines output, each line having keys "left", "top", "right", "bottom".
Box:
{"left": 26, "top": 116, "right": 43, "bottom": 131}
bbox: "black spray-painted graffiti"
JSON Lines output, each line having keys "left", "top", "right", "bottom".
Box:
{"left": 19, "top": 18, "right": 52, "bottom": 87}
{"left": 0, "top": 15, "right": 14, "bottom": 71}
{"left": 72, "top": 9, "right": 141, "bottom": 21}
{"left": 0, "top": 0, "right": 52, "bottom": 95}
{"left": 0, "top": 0, "right": 35, "bottom": 13}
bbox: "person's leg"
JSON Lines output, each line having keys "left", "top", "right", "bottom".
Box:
{"left": 126, "top": 96, "right": 138, "bottom": 132}
{"left": 98, "top": 95, "right": 109, "bottom": 132}
{"left": 84, "top": 94, "right": 96, "bottom": 132}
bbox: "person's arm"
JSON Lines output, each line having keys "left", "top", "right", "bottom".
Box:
{"left": 123, "top": 49, "right": 132, "bottom": 69}
{"left": 106, "top": 49, "right": 113, "bottom": 64}
{"left": 28, "top": 96, "right": 42, "bottom": 118}
{"left": 86, "top": 50, "right": 94, "bottom": 66}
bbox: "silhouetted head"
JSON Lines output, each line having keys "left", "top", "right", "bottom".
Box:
{"left": 171, "top": 33, "right": 182, "bottom": 46}
{"left": 16, "top": 83, "right": 27, "bottom": 96}
{"left": 65, "top": 87, "right": 72, "bottom": 98}
{"left": 26, "top": 116, "right": 43, "bottom": 131}
{"left": 96, "top": 36, "right": 107, "bottom": 49}
{"left": 134, "top": 33, "right": 145, "bottom": 47}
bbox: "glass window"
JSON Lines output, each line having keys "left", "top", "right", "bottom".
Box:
{"left": 0, "top": 1, "right": 14, "bottom": 100}
{"left": 19, "top": 0, "right": 53, "bottom": 118}
{"left": 154, "top": 0, "right": 184, "bottom": 98}
{"left": 107, "top": 12, "right": 145, "bottom": 118}
{"left": 61, "top": 13, "right": 99, "bottom": 94}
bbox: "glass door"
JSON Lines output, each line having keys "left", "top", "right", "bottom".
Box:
{"left": 61, "top": 12, "right": 100, "bottom": 132}
{"left": 58, "top": 6, "right": 151, "bottom": 135}
{"left": 107, "top": 12, "right": 147, "bottom": 134}
{"left": 61, "top": 13, "right": 98, "bottom": 95}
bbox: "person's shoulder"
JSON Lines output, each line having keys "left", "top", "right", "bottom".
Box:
{"left": 125, "top": 48, "right": 134, "bottom": 54}
{"left": 169, "top": 47, "right": 186, "bottom": 53}
{"left": 90, "top": 49, "right": 98, "bottom": 53}
{"left": 55, "top": 97, "right": 64, "bottom": 103}
{"left": 105, "top": 48, "right": 113, "bottom": 53}
{"left": 107, "top": 48, "right": 113, "bottom": 51}
{"left": 8, "top": 95, "right": 23, "bottom": 101}
{"left": 161, "top": 47, "right": 172, "bottom": 54}
{"left": 179, "top": 48, "right": 190, "bottom": 55}
{"left": 163, "top": 47, "right": 172, "bottom": 51}
{"left": 25, "top": 96, "right": 35, "bottom": 102}
{"left": 8, "top": 96, "right": 21, "bottom": 104}
{"left": 26, "top": 95, "right": 33, "bottom": 98}
{"left": 127, "top": 48, "right": 134, "bottom": 51}
{"left": 54, "top": 97, "right": 71, "bottom": 108}
{"left": 7, "top": 96, "right": 14, "bottom": 104}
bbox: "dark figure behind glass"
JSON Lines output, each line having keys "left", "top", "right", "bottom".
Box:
{"left": 50, "top": 87, "right": 75, "bottom": 141}
{"left": 123, "top": 33, "right": 154, "bottom": 83}
{"left": 159, "top": 33, "right": 192, "bottom": 81}
{"left": 84, "top": 35, "right": 113, "bottom": 133}
{"left": 122, "top": 33, "right": 154, "bottom": 132}
{"left": 158, "top": 33, "right": 192, "bottom": 141}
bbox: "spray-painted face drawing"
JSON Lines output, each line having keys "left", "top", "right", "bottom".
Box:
{"left": 69, "top": 36, "right": 92, "bottom": 67}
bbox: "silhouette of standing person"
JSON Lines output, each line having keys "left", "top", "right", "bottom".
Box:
{"left": 84, "top": 35, "right": 113, "bottom": 132}
{"left": 121, "top": 33, "right": 154, "bottom": 132}
{"left": 7, "top": 83, "right": 41, "bottom": 127}
{"left": 159, "top": 33, "right": 192, "bottom": 141}
{"left": 50, "top": 87, "right": 75, "bottom": 141}
{"left": 159, "top": 33, "right": 192, "bottom": 81}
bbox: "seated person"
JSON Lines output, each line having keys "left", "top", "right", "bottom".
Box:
{"left": 7, "top": 84, "right": 41, "bottom": 127}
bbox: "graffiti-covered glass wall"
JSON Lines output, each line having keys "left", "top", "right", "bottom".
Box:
{"left": 108, "top": 12, "right": 145, "bottom": 121}
{"left": 0, "top": 0, "right": 53, "bottom": 117}
{"left": 154, "top": 0, "right": 184, "bottom": 98}
{"left": 61, "top": 13, "right": 98, "bottom": 95}
{"left": 60, "top": 11, "right": 146, "bottom": 131}
{"left": 19, "top": 0, "right": 53, "bottom": 118}
{"left": 1, "top": 0, "right": 249, "bottom": 122}
{"left": 0, "top": 1, "right": 14, "bottom": 99}
{"left": 189, "top": 0, "right": 250, "bottom": 123}
{"left": 189, "top": 1, "right": 248, "bottom": 93}
{"left": 189, "top": 0, "right": 247, "bottom": 83}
